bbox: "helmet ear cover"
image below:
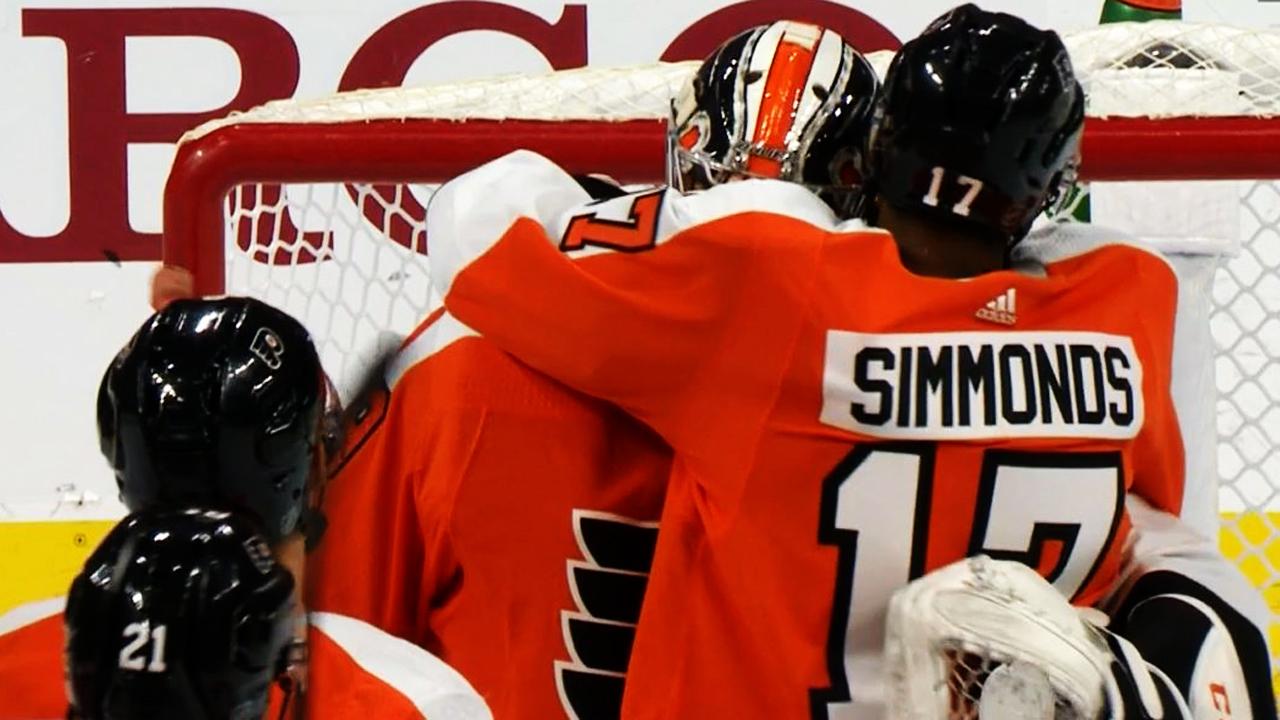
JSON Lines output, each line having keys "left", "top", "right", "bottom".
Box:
{"left": 97, "top": 297, "right": 334, "bottom": 543}
{"left": 667, "top": 21, "right": 880, "bottom": 218}
{"left": 864, "top": 3, "right": 1085, "bottom": 245}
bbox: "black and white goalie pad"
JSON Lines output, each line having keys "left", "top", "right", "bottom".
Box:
{"left": 1107, "top": 495, "right": 1277, "bottom": 720}
{"left": 885, "top": 556, "right": 1190, "bottom": 720}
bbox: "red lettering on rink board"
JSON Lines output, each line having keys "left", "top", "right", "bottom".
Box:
{"left": 340, "top": 2, "right": 588, "bottom": 90}
{"left": 661, "top": 0, "right": 902, "bottom": 61}
{"left": 1, "top": 2, "right": 897, "bottom": 265}
{"left": 0, "top": 9, "right": 299, "bottom": 263}
{"left": 243, "top": 2, "right": 592, "bottom": 266}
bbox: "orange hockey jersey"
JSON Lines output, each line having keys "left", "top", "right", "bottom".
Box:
{"left": 308, "top": 309, "right": 671, "bottom": 720}
{"left": 0, "top": 600, "right": 490, "bottom": 719}
{"left": 425, "top": 151, "right": 1185, "bottom": 719}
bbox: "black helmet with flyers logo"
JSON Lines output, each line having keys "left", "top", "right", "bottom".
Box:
{"left": 669, "top": 20, "right": 881, "bottom": 217}
{"left": 866, "top": 4, "right": 1085, "bottom": 244}
{"left": 65, "top": 507, "right": 297, "bottom": 720}
{"left": 97, "top": 296, "right": 340, "bottom": 542}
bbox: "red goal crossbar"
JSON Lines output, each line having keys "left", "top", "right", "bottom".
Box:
{"left": 163, "top": 116, "right": 1280, "bottom": 295}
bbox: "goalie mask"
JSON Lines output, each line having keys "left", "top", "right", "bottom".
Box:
{"left": 668, "top": 20, "right": 880, "bottom": 217}
{"left": 65, "top": 508, "right": 298, "bottom": 720}
{"left": 866, "top": 4, "right": 1085, "bottom": 245}
{"left": 97, "top": 297, "right": 341, "bottom": 543}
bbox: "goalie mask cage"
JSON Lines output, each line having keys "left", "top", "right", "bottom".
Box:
{"left": 163, "top": 21, "right": 1280, "bottom": 695}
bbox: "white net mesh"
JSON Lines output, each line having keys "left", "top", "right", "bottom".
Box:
{"left": 224, "top": 181, "right": 435, "bottom": 403}
{"left": 1066, "top": 22, "right": 1280, "bottom": 117}
{"left": 171, "top": 21, "right": 1280, "bottom": 693}
{"left": 203, "top": 63, "right": 696, "bottom": 400}
{"left": 943, "top": 650, "right": 1070, "bottom": 720}
{"left": 945, "top": 648, "right": 1000, "bottom": 720}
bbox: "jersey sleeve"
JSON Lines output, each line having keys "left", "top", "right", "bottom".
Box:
{"left": 0, "top": 603, "right": 66, "bottom": 720}
{"left": 1128, "top": 250, "right": 1187, "bottom": 518}
{"left": 1018, "top": 225, "right": 1188, "bottom": 519}
{"left": 427, "top": 150, "right": 839, "bottom": 449}
{"left": 306, "top": 613, "right": 492, "bottom": 719}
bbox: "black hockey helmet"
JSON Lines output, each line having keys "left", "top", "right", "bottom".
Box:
{"left": 97, "top": 297, "right": 339, "bottom": 542}
{"left": 669, "top": 20, "right": 880, "bottom": 217}
{"left": 65, "top": 507, "right": 297, "bottom": 720}
{"left": 866, "top": 4, "right": 1085, "bottom": 244}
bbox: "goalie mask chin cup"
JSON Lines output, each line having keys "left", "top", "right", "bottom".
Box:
{"left": 666, "top": 19, "right": 879, "bottom": 218}
{"left": 97, "top": 296, "right": 338, "bottom": 543}
{"left": 64, "top": 507, "right": 298, "bottom": 720}
{"left": 865, "top": 3, "right": 1085, "bottom": 246}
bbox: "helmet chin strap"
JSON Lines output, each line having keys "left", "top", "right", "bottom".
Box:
{"left": 301, "top": 507, "right": 327, "bottom": 552}
{"left": 274, "top": 635, "right": 308, "bottom": 720}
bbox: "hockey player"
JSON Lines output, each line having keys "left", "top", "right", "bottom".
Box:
{"left": 142, "top": 21, "right": 882, "bottom": 720}
{"left": 866, "top": 7, "right": 1274, "bottom": 718}
{"left": 305, "top": 20, "right": 880, "bottom": 720}
{"left": 421, "top": 4, "right": 1272, "bottom": 719}
{"left": 69, "top": 508, "right": 490, "bottom": 720}
{"left": 0, "top": 508, "right": 488, "bottom": 720}
{"left": 0, "top": 297, "right": 491, "bottom": 719}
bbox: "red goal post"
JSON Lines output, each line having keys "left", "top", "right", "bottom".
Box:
{"left": 161, "top": 21, "right": 1280, "bottom": 690}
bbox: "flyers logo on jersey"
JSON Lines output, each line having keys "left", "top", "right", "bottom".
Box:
{"left": 559, "top": 190, "right": 663, "bottom": 253}
{"left": 556, "top": 510, "right": 659, "bottom": 720}
{"left": 821, "top": 330, "right": 1143, "bottom": 440}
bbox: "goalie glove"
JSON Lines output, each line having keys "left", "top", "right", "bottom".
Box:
{"left": 884, "top": 555, "right": 1191, "bottom": 720}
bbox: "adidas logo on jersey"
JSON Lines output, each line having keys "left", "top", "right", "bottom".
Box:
{"left": 976, "top": 288, "right": 1017, "bottom": 326}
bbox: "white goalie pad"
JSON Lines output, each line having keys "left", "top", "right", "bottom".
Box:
{"left": 885, "top": 556, "right": 1115, "bottom": 720}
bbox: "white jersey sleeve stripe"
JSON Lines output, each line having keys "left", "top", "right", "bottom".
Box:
{"left": 0, "top": 597, "right": 65, "bottom": 636}
{"left": 426, "top": 150, "right": 591, "bottom": 296}
{"left": 385, "top": 311, "right": 479, "bottom": 390}
{"left": 309, "top": 611, "right": 493, "bottom": 720}
{"left": 426, "top": 150, "right": 865, "bottom": 298}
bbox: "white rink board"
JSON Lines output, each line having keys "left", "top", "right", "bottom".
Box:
{"left": 0, "top": 0, "right": 1263, "bottom": 521}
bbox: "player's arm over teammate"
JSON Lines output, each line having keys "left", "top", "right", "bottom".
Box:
{"left": 426, "top": 7, "right": 1274, "bottom": 718}
{"left": 427, "top": 20, "right": 880, "bottom": 463}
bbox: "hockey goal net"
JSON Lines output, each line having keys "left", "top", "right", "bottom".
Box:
{"left": 163, "top": 21, "right": 1280, "bottom": 690}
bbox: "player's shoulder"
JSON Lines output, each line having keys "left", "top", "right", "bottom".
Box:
{"left": 0, "top": 597, "right": 64, "bottom": 641}
{"left": 0, "top": 597, "right": 66, "bottom": 719}
{"left": 547, "top": 178, "right": 847, "bottom": 260}
{"left": 308, "top": 611, "right": 492, "bottom": 719}
{"left": 1015, "top": 222, "right": 1178, "bottom": 290}
{"left": 389, "top": 309, "right": 598, "bottom": 416}
{"left": 387, "top": 308, "right": 480, "bottom": 390}
{"left": 434, "top": 148, "right": 851, "bottom": 241}
{"left": 666, "top": 179, "right": 842, "bottom": 232}
{"left": 427, "top": 151, "right": 593, "bottom": 291}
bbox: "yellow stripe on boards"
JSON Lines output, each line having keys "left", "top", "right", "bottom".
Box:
{"left": 1, "top": 512, "right": 1278, "bottom": 699}
{"left": 1218, "top": 512, "right": 1280, "bottom": 700}
{"left": 0, "top": 521, "right": 114, "bottom": 616}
